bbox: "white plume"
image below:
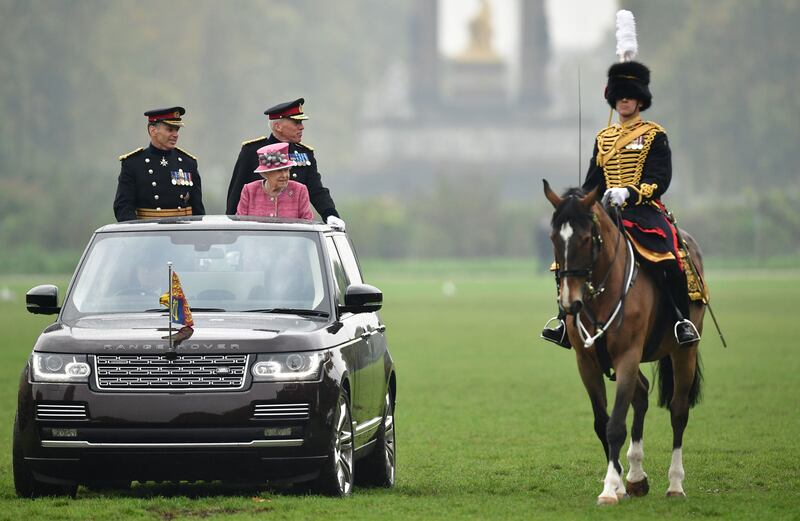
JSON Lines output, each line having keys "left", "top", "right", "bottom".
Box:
{"left": 615, "top": 10, "right": 638, "bottom": 62}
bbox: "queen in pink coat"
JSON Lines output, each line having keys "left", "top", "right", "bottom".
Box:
{"left": 236, "top": 142, "right": 313, "bottom": 219}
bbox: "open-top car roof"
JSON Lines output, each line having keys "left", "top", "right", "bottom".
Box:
{"left": 95, "top": 215, "right": 335, "bottom": 234}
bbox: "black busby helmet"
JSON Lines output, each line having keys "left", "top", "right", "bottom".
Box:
{"left": 604, "top": 61, "right": 652, "bottom": 111}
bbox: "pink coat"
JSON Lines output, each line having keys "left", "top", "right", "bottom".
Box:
{"left": 236, "top": 180, "right": 314, "bottom": 219}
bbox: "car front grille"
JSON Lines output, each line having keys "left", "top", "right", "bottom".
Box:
{"left": 36, "top": 403, "right": 88, "bottom": 420}
{"left": 94, "top": 354, "right": 249, "bottom": 391}
{"left": 253, "top": 403, "right": 310, "bottom": 420}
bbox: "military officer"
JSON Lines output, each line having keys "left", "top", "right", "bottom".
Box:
{"left": 114, "top": 107, "right": 205, "bottom": 222}
{"left": 225, "top": 98, "right": 344, "bottom": 229}
{"left": 541, "top": 61, "right": 700, "bottom": 348}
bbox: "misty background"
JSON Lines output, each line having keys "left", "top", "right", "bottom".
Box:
{"left": 0, "top": 0, "right": 798, "bottom": 272}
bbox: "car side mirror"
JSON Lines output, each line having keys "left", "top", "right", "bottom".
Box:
{"left": 340, "top": 284, "right": 382, "bottom": 314}
{"left": 26, "top": 285, "right": 60, "bottom": 315}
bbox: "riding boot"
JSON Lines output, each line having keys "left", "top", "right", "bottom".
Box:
{"left": 664, "top": 263, "right": 700, "bottom": 345}
{"left": 541, "top": 270, "right": 572, "bottom": 349}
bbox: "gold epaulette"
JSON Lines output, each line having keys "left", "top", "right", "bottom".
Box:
{"left": 175, "top": 146, "right": 197, "bottom": 161}
{"left": 241, "top": 135, "right": 268, "bottom": 146}
{"left": 596, "top": 125, "right": 615, "bottom": 139}
{"left": 646, "top": 120, "right": 666, "bottom": 133}
{"left": 118, "top": 147, "right": 143, "bottom": 161}
{"left": 297, "top": 141, "right": 314, "bottom": 151}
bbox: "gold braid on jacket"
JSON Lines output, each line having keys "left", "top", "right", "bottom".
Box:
{"left": 596, "top": 120, "right": 664, "bottom": 205}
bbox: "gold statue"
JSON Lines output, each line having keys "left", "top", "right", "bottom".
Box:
{"left": 458, "top": 0, "right": 501, "bottom": 63}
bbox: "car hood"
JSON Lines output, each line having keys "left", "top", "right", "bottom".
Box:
{"left": 33, "top": 314, "right": 343, "bottom": 355}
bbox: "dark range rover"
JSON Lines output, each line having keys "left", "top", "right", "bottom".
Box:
{"left": 14, "top": 217, "right": 396, "bottom": 497}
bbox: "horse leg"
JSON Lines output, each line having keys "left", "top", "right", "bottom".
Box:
{"left": 625, "top": 370, "right": 650, "bottom": 497}
{"left": 597, "top": 354, "right": 639, "bottom": 505}
{"left": 576, "top": 353, "right": 610, "bottom": 459}
{"left": 666, "top": 347, "right": 698, "bottom": 497}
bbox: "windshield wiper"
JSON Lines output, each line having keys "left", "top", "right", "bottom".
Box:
{"left": 242, "top": 308, "right": 330, "bottom": 318}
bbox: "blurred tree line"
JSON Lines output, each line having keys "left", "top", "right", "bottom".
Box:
{"left": 1, "top": 0, "right": 798, "bottom": 272}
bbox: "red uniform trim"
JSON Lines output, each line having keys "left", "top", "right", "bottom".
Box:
{"left": 269, "top": 105, "right": 303, "bottom": 120}
{"left": 148, "top": 111, "right": 181, "bottom": 122}
{"left": 622, "top": 219, "right": 667, "bottom": 238}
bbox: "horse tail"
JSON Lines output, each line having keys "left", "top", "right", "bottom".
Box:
{"left": 688, "top": 352, "right": 704, "bottom": 408}
{"left": 656, "top": 352, "right": 703, "bottom": 409}
{"left": 655, "top": 357, "right": 674, "bottom": 408}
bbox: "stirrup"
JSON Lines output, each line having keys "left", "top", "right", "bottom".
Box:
{"left": 541, "top": 317, "right": 571, "bottom": 349}
{"left": 674, "top": 319, "right": 700, "bottom": 345}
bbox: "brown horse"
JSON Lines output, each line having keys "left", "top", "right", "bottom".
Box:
{"left": 543, "top": 181, "right": 704, "bottom": 505}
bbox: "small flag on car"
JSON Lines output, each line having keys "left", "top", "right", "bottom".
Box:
{"left": 159, "top": 271, "right": 194, "bottom": 328}
{"left": 159, "top": 268, "right": 194, "bottom": 353}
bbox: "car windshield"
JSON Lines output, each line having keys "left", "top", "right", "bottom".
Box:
{"left": 61, "top": 229, "right": 330, "bottom": 320}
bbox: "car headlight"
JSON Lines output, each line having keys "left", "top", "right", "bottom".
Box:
{"left": 251, "top": 352, "right": 325, "bottom": 382}
{"left": 31, "top": 353, "right": 91, "bottom": 383}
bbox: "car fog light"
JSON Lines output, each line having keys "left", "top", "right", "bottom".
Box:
{"left": 51, "top": 428, "right": 78, "bottom": 438}
{"left": 264, "top": 427, "right": 293, "bottom": 437}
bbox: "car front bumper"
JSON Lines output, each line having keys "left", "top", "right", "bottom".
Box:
{"left": 17, "top": 373, "right": 340, "bottom": 484}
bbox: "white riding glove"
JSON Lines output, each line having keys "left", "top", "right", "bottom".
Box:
{"left": 602, "top": 188, "right": 630, "bottom": 207}
{"left": 326, "top": 215, "right": 346, "bottom": 231}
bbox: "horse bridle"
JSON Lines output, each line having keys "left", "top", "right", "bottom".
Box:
{"left": 558, "top": 205, "right": 637, "bottom": 348}
{"left": 559, "top": 210, "right": 618, "bottom": 302}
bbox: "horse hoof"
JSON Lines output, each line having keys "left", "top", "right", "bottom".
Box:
{"left": 666, "top": 490, "right": 687, "bottom": 498}
{"left": 597, "top": 495, "right": 619, "bottom": 506}
{"left": 627, "top": 478, "right": 650, "bottom": 497}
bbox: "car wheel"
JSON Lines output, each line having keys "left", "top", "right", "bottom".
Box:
{"left": 13, "top": 413, "right": 77, "bottom": 498}
{"left": 356, "top": 390, "right": 396, "bottom": 487}
{"left": 311, "top": 389, "right": 354, "bottom": 497}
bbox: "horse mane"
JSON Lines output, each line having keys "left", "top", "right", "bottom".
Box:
{"left": 551, "top": 187, "right": 595, "bottom": 230}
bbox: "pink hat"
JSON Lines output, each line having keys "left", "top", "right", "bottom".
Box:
{"left": 254, "top": 142, "right": 296, "bottom": 173}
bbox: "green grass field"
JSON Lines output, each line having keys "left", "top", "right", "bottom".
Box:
{"left": 0, "top": 262, "right": 798, "bottom": 520}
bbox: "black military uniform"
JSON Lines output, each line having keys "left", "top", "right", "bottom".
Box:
{"left": 225, "top": 99, "right": 338, "bottom": 220}
{"left": 114, "top": 107, "right": 204, "bottom": 222}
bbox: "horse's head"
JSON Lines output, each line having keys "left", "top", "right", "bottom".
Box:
{"left": 543, "top": 180, "right": 601, "bottom": 314}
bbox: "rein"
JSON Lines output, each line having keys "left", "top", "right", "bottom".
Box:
{"left": 561, "top": 205, "right": 637, "bottom": 348}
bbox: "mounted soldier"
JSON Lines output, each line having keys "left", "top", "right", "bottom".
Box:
{"left": 541, "top": 56, "right": 702, "bottom": 348}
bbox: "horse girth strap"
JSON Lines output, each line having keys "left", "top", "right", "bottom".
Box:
{"left": 597, "top": 122, "right": 658, "bottom": 168}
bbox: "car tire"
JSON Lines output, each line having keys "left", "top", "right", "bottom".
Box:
{"left": 13, "top": 413, "right": 78, "bottom": 498}
{"left": 356, "top": 390, "right": 396, "bottom": 488}
{"left": 309, "top": 389, "right": 354, "bottom": 497}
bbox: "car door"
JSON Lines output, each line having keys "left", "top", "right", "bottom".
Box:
{"left": 324, "top": 236, "right": 372, "bottom": 431}
{"left": 332, "top": 235, "right": 386, "bottom": 423}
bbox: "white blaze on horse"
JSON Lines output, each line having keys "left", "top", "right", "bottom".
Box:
{"left": 544, "top": 180, "right": 705, "bottom": 505}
